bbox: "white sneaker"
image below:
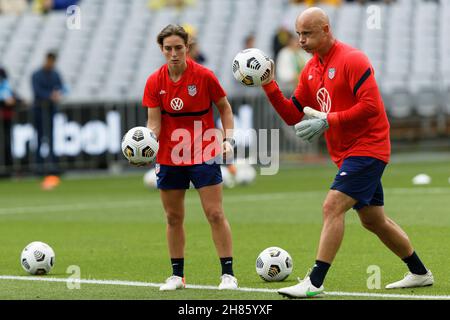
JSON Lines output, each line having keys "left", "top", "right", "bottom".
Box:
{"left": 277, "top": 276, "right": 324, "bottom": 298}
{"left": 385, "top": 270, "right": 434, "bottom": 289}
{"left": 159, "top": 275, "right": 186, "bottom": 291}
{"left": 219, "top": 274, "right": 238, "bottom": 290}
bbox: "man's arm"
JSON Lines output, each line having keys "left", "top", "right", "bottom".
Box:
{"left": 262, "top": 81, "right": 304, "bottom": 125}
{"left": 261, "top": 61, "right": 305, "bottom": 125}
{"left": 327, "top": 51, "right": 381, "bottom": 127}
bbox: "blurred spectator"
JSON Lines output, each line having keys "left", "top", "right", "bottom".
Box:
{"left": 52, "top": 0, "right": 78, "bottom": 10}
{"left": 188, "top": 37, "right": 207, "bottom": 64}
{"left": 290, "top": 0, "right": 342, "bottom": 5}
{"left": 244, "top": 33, "right": 256, "bottom": 49}
{"left": 0, "top": 67, "right": 17, "bottom": 176}
{"left": 182, "top": 23, "right": 207, "bottom": 64}
{"left": 32, "top": 0, "right": 77, "bottom": 14}
{"left": 149, "top": 0, "right": 196, "bottom": 11}
{"left": 272, "top": 25, "right": 292, "bottom": 62}
{"left": 31, "top": 52, "right": 64, "bottom": 183}
{"left": 345, "top": 0, "right": 395, "bottom": 3}
{"left": 0, "top": 0, "right": 28, "bottom": 14}
{"left": 276, "top": 32, "right": 311, "bottom": 92}
{"left": 32, "top": 0, "right": 52, "bottom": 14}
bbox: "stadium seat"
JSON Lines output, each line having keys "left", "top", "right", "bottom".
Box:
{"left": 387, "top": 91, "right": 414, "bottom": 119}
{"left": 0, "top": 0, "right": 447, "bottom": 109}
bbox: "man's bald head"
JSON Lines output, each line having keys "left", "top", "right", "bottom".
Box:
{"left": 297, "top": 7, "right": 330, "bottom": 30}
{"left": 295, "top": 7, "right": 335, "bottom": 58}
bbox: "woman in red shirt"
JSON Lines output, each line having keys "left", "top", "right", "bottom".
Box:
{"left": 142, "top": 24, "right": 237, "bottom": 291}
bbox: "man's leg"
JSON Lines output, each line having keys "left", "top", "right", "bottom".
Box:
{"left": 357, "top": 205, "right": 413, "bottom": 259}
{"left": 316, "top": 189, "right": 357, "bottom": 263}
{"left": 32, "top": 106, "right": 44, "bottom": 175}
{"left": 358, "top": 205, "right": 433, "bottom": 289}
{"left": 307, "top": 189, "right": 356, "bottom": 288}
{"left": 278, "top": 189, "right": 356, "bottom": 298}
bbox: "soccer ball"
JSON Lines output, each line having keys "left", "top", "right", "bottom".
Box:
{"left": 143, "top": 168, "right": 157, "bottom": 189}
{"left": 232, "top": 48, "right": 272, "bottom": 87}
{"left": 234, "top": 163, "right": 256, "bottom": 185}
{"left": 122, "top": 126, "right": 159, "bottom": 165}
{"left": 256, "top": 247, "right": 293, "bottom": 282}
{"left": 220, "top": 165, "right": 236, "bottom": 188}
{"left": 20, "top": 241, "right": 55, "bottom": 275}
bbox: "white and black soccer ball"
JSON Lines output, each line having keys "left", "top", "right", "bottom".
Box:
{"left": 122, "top": 127, "right": 159, "bottom": 165}
{"left": 232, "top": 48, "right": 272, "bottom": 87}
{"left": 21, "top": 241, "right": 55, "bottom": 275}
{"left": 256, "top": 247, "right": 293, "bottom": 282}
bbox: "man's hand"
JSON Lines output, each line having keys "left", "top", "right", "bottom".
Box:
{"left": 294, "top": 107, "right": 329, "bottom": 142}
{"left": 261, "top": 59, "right": 275, "bottom": 86}
{"left": 51, "top": 90, "right": 62, "bottom": 103}
{"left": 303, "top": 106, "right": 327, "bottom": 120}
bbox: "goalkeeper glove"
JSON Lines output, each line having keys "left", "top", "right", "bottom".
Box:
{"left": 294, "top": 107, "right": 329, "bottom": 142}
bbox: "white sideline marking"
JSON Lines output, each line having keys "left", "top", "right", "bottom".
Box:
{"left": 0, "top": 275, "right": 449, "bottom": 300}
{"left": 1, "top": 188, "right": 449, "bottom": 216}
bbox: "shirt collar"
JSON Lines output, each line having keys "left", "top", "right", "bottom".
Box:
{"left": 314, "top": 39, "right": 339, "bottom": 67}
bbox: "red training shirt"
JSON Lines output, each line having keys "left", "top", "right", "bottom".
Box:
{"left": 143, "top": 59, "right": 226, "bottom": 166}
{"left": 263, "top": 40, "right": 391, "bottom": 167}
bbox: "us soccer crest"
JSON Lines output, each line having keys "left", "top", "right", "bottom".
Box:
{"left": 328, "top": 68, "right": 336, "bottom": 80}
{"left": 188, "top": 85, "right": 197, "bottom": 96}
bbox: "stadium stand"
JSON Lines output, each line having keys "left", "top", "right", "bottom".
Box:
{"left": 0, "top": 0, "right": 448, "bottom": 176}
{"left": 0, "top": 0, "right": 448, "bottom": 114}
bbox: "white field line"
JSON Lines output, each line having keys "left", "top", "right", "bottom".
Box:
{"left": 0, "top": 275, "right": 449, "bottom": 300}
{"left": 0, "top": 188, "right": 449, "bottom": 216}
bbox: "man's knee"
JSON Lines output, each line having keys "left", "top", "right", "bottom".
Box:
{"left": 322, "top": 199, "right": 346, "bottom": 221}
{"left": 361, "top": 219, "right": 382, "bottom": 233}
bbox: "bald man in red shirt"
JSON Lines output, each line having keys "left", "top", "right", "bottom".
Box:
{"left": 261, "top": 8, "right": 433, "bottom": 298}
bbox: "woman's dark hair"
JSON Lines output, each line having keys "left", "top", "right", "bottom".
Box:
{"left": 157, "top": 24, "right": 189, "bottom": 46}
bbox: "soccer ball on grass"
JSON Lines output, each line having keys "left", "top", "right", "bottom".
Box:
{"left": 21, "top": 241, "right": 55, "bottom": 275}
{"left": 256, "top": 246, "right": 293, "bottom": 282}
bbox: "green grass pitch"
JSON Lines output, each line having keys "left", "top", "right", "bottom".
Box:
{"left": 0, "top": 161, "right": 449, "bottom": 300}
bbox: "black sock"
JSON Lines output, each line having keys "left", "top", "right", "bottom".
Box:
{"left": 309, "top": 260, "right": 330, "bottom": 288}
{"left": 220, "top": 257, "right": 234, "bottom": 276}
{"left": 171, "top": 258, "right": 184, "bottom": 277}
{"left": 402, "top": 251, "right": 428, "bottom": 275}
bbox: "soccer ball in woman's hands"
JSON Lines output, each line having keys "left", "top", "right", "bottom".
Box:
{"left": 232, "top": 48, "right": 273, "bottom": 87}
{"left": 122, "top": 127, "right": 159, "bottom": 165}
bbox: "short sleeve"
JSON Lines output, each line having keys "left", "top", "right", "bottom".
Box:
{"left": 206, "top": 71, "right": 226, "bottom": 104}
{"left": 142, "top": 74, "right": 160, "bottom": 108}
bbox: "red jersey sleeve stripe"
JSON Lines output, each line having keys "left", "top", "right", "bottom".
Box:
{"left": 353, "top": 67, "right": 372, "bottom": 96}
